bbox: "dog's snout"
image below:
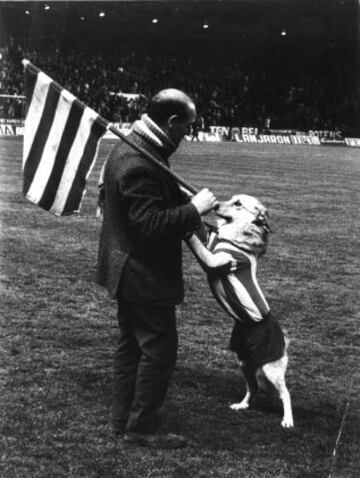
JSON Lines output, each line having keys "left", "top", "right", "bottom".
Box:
{"left": 253, "top": 212, "right": 270, "bottom": 232}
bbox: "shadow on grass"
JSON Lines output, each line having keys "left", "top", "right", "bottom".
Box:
{"left": 166, "top": 364, "right": 358, "bottom": 462}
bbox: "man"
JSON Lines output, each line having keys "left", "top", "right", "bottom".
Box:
{"left": 190, "top": 115, "right": 204, "bottom": 141}
{"left": 97, "top": 89, "right": 223, "bottom": 448}
{"left": 190, "top": 118, "right": 199, "bottom": 141}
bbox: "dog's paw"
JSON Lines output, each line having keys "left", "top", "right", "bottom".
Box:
{"left": 230, "top": 401, "right": 249, "bottom": 411}
{"left": 281, "top": 418, "right": 294, "bottom": 428}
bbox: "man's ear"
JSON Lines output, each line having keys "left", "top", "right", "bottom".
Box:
{"left": 167, "top": 114, "right": 179, "bottom": 129}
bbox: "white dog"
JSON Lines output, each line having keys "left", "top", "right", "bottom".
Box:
{"left": 187, "top": 194, "right": 294, "bottom": 428}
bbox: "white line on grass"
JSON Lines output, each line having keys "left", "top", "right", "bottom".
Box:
{"left": 328, "top": 376, "right": 354, "bottom": 478}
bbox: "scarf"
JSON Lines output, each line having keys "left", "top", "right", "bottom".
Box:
{"left": 132, "top": 114, "right": 177, "bottom": 156}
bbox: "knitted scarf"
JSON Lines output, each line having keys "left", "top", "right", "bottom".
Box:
{"left": 132, "top": 114, "right": 177, "bottom": 156}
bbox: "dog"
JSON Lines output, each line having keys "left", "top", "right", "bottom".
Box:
{"left": 187, "top": 194, "right": 294, "bottom": 428}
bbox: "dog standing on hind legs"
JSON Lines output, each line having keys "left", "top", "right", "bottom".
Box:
{"left": 187, "top": 194, "right": 294, "bottom": 428}
{"left": 230, "top": 338, "right": 293, "bottom": 428}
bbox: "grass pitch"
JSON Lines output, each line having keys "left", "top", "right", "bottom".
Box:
{"left": 0, "top": 138, "right": 359, "bottom": 477}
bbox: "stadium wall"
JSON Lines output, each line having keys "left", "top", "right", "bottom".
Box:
{"left": 1, "top": 119, "right": 359, "bottom": 147}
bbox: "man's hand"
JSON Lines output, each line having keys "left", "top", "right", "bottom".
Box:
{"left": 191, "top": 188, "right": 219, "bottom": 215}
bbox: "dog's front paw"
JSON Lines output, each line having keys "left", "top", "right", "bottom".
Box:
{"left": 281, "top": 418, "right": 294, "bottom": 428}
{"left": 213, "top": 251, "right": 236, "bottom": 268}
{"left": 230, "top": 401, "right": 249, "bottom": 411}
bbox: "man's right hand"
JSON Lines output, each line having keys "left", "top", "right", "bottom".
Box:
{"left": 191, "top": 188, "right": 219, "bottom": 215}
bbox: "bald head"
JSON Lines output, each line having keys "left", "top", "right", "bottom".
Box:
{"left": 147, "top": 88, "right": 196, "bottom": 127}
{"left": 147, "top": 88, "right": 197, "bottom": 148}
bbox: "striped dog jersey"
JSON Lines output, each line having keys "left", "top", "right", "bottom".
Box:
{"left": 206, "top": 231, "right": 270, "bottom": 325}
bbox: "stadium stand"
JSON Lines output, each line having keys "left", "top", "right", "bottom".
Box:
{"left": 0, "top": 0, "right": 358, "bottom": 136}
{"left": 1, "top": 42, "right": 358, "bottom": 136}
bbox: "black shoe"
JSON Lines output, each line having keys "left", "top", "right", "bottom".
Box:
{"left": 112, "top": 423, "right": 126, "bottom": 438}
{"left": 112, "top": 428, "right": 125, "bottom": 438}
{"left": 123, "top": 432, "right": 186, "bottom": 449}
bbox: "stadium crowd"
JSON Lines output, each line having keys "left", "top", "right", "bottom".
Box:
{"left": 0, "top": 42, "right": 358, "bottom": 135}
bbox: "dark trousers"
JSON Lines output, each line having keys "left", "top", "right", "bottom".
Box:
{"left": 112, "top": 299, "right": 178, "bottom": 433}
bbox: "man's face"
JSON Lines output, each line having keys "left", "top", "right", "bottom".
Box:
{"left": 168, "top": 103, "right": 197, "bottom": 147}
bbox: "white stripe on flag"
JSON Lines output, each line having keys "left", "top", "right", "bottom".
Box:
{"left": 23, "top": 72, "right": 52, "bottom": 165}
{"left": 50, "top": 107, "right": 100, "bottom": 215}
{"left": 26, "top": 88, "right": 76, "bottom": 205}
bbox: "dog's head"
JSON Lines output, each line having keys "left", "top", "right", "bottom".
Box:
{"left": 215, "top": 194, "right": 270, "bottom": 256}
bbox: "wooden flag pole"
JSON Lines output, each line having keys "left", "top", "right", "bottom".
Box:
{"left": 106, "top": 124, "right": 198, "bottom": 195}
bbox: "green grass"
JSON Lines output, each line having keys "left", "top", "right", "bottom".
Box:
{"left": 0, "top": 138, "right": 359, "bottom": 477}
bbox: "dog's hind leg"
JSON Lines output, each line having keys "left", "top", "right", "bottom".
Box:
{"left": 261, "top": 357, "right": 294, "bottom": 428}
{"left": 230, "top": 362, "right": 259, "bottom": 411}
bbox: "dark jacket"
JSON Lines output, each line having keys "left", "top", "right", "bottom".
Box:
{"left": 97, "top": 131, "right": 202, "bottom": 304}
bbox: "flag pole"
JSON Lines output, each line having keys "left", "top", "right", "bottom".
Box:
{"left": 107, "top": 124, "right": 198, "bottom": 195}
{"left": 22, "top": 59, "right": 198, "bottom": 196}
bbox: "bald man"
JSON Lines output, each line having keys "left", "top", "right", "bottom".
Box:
{"left": 97, "top": 89, "right": 220, "bottom": 448}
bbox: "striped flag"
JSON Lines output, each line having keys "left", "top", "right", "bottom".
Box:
{"left": 22, "top": 60, "right": 108, "bottom": 216}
